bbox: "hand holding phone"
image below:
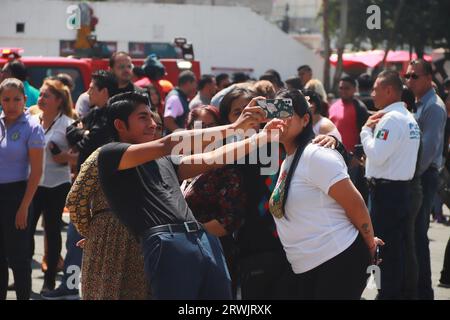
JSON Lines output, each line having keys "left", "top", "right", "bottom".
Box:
{"left": 257, "top": 99, "right": 293, "bottom": 119}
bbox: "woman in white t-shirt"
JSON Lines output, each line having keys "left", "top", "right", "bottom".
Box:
{"left": 269, "top": 89, "right": 383, "bottom": 300}
{"left": 29, "top": 79, "right": 78, "bottom": 294}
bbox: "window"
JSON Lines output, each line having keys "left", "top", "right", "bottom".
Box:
{"left": 16, "top": 23, "right": 25, "bottom": 33}
{"left": 27, "top": 66, "right": 85, "bottom": 102}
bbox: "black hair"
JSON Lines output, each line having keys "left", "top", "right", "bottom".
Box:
{"left": 92, "top": 70, "right": 119, "bottom": 97}
{"left": 340, "top": 76, "right": 357, "bottom": 87}
{"left": 401, "top": 85, "right": 417, "bottom": 113}
{"left": 285, "top": 77, "right": 303, "bottom": 90}
{"left": 219, "top": 87, "right": 255, "bottom": 124}
{"left": 263, "top": 69, "right": 284, "bottom": 88}
{"left": 297, "top": 65, "right": 312, "bottom": 73}
{"left": 55, "top": 73, "right": 75, "bottom": 91}
{"left": 302, "top": 89, "right": 323, "bottom": 115}
{"left": 106, "top": 91, "right": 149, "bottom": 141}
{"left": 178, "top": 70, "right": 196, "bottom": 86}
{"left": 132, "top": 66, "right": 146, "bottom": 78}
{"left": 216, "top": 73, "right": 229, "bottom": 86}
{"left": 357, "top": 73, "right": 373, "bottom": 91}
{"left": 377, "top": 70, "right": 404, "bottom": 95}
{"left": 276, "top": 89, "right": 315, "bottom": 213}
{"left": 443, "top": 77, "right": 450, "bottom": 87}
{"left": 109, "top": 51, "right": 130, "bottom": 68}
{"left": 232, "top": 72, "right": 249, "bottom": 84}
{"left": 198, "top": 74, "right": 215, "bottom": 90}
{"left": 4, "top": 60, "right": 27, "bottom": 81}
{"left": 410, "top": 59, "right": 433, "bottom": 75}
{"left": 186, "top": 105, "right": 220, "bottom": 129}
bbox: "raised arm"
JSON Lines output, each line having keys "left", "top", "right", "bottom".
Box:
{"left": 177, "top": 119, "right": 286, "bottom": 181}
{"left": 118, "top": 100, "right": 266, "bottom": 171}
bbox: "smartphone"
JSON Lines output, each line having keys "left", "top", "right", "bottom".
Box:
{"left": 49, "top": 141, "right": 62, "bottom": 156}
{"left": 257, "top": 99, "right": 293, "bottom": 119}
{"left": 354, "top": 144, "right": 365, "bottom": 158}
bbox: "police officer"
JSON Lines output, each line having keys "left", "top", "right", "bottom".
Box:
{"left": 360, "top": 70, "right": 420, "bottom": 300}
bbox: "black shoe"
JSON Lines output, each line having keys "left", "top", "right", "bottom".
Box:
{"left": 41, "top": 285, "right": 79, "bottom": 300}
{"left": 40, "top": 280, "right": 55, "bottom": 295}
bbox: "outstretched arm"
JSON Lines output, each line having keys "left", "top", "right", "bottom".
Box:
{"left": 177, "top": 119, "right": 286, "bottom": 181}
{"left": 117, "top": 100, "right": 266, "bottom": 171}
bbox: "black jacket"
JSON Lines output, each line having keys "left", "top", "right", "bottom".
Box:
{"left": 66, "top": 107, "right": 112, "bottom": 170}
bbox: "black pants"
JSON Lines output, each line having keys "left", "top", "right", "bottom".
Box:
{"left": 403, "top": 176, "right": 422, "bottom": 299}
{"left": 415, "top": 167, "right": 439, "bottom": 300}
{"left": 240, "top": 250, "right": 297, "bottom": 300}
{"left": 0, "top": 181, "right": 32, "bottom": 300}
{"left": 349, "top": 165, "right": 369, "bottom": 205}
{"left": 294, "top": 234, "right": 370, "bottom": 300}
{"left": 29, "top": 182, "right": 71, "bottom": 286}
{"left": 440, "top": 236, "right": 450, "bottom": 285}
{"left": 369, "top": 180, "right": 410, "bottom": 300}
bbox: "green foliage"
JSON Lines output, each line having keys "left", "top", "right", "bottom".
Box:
{"left": 326, "top": 0, "right": 450, "bottom": 53}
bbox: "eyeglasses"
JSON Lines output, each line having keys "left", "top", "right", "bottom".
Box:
{"left": 404, "top": 73, "right": 423, "bottom": 80}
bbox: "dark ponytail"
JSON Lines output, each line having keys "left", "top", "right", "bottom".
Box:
{"left": 277, "top": 89, "right": 315, "bottom": 213}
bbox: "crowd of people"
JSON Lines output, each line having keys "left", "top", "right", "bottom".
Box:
{"left": 1, "top": 52, "right": 450, "bottom": 300}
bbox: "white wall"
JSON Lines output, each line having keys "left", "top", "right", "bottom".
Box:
{"left": 0, "top": 0, "right": 324, "bottom": 81}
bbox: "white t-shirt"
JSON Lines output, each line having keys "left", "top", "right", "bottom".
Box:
{"left": 273, "top": 143, "right": 358, "bottom": 274}
{"left": 164, "top": 95, "right": 184, "bottom": 118}
{"left": 313, "top": 117, "right": 342, "bottom": 142}
{"left": 38, "top": 114, "right": 74, "bottom": 188}
{"left": 75, "top": 92, "right": 91, "bottom": 119}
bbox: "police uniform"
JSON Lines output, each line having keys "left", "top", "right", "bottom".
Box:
{"left": 360, "top": 101, "right": 420, "bottom": 300}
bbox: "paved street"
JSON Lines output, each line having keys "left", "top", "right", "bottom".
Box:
{"left": 7, "top": 210, "right": 450, "bottom": 300}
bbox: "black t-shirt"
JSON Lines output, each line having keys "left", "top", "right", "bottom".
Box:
{"left": 98, "top": 142, "right": 197, "bottom": 237}
{"left": 116, "top": 83, "right": 147, "bottom": 95}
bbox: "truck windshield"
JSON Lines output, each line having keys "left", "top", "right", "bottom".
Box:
{"left": 27, "top": 66, "right": 84, "bottom": 102}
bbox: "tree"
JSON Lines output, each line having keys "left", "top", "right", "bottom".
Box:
{"left": 331, "top": 0, "right": 349, "bottom": 93}
{"left": 322, "top": 0, "right": 331, "bottom": 92}
{"left": 325, "top": 0, "right": 450, "bottom": 91}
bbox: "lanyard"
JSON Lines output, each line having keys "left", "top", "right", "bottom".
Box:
{"left": 40, "top": 112, "right": 62, "bottom": 135}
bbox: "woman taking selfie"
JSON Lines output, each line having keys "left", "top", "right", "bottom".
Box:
{"left": 270, "top": 89, "right": 383, "bottom": 300}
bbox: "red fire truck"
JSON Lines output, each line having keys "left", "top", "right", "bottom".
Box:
{"left": 0, "top": 44, "right": 201, "bottom": 102}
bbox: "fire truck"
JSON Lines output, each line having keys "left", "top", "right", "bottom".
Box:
{"left": 0, "top": 40, "right": 201, "bottom": 103}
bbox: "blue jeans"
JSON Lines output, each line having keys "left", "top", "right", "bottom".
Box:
{"left": 59, "top": 223, "right": 83, "bottom": 291}
{"left": 415, "top": 167, "right": 439, "bottom": 300}
{"left": 142, "top": 229, "right": 232, "bottom": 300}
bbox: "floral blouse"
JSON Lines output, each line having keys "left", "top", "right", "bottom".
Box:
{"left": 182, "top": 166, "right": 247, "bottom": 234}
{"left": 67, "top": 148, "right": 110, "bottom": 237}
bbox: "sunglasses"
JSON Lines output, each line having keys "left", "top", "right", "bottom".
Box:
{"left": 404, "top": 73, "right": 422, "bottom": 80}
